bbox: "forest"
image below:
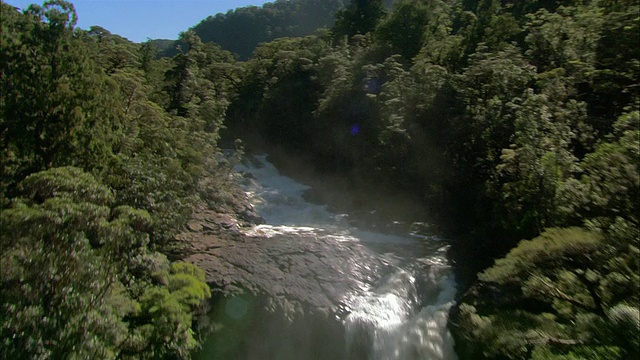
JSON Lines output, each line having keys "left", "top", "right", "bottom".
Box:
{"left": 1, "top": 0, "right": 638, "bottom": 359}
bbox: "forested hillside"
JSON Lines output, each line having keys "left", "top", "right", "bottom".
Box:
{"left": 174, "top": 0, "right": 395, "bottom": 60}
{"left": 190, "top": 0, "right": 347, "bottom": 60}
{"left": 1, "top": 1, "right": 243, "bottom": 358}
{"left": 2, "top": 0, "right": 638, "bottom": 359}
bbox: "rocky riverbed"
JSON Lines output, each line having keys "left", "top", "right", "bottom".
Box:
{"left": 173, "top": 156, "right": 457, "bottom": 360}
{"left": 173, "top": 180, "right": 395, "bottom": 318}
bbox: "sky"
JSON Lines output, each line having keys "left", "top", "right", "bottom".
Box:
{"left": 3, "top": 0, "right": 272, "bottom": 42}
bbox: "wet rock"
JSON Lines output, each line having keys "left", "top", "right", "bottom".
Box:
{"left": 179, "top": 160, "right": 433, "bottom": 356}
{"left": 185, "top": 231, "right": 394, "bottom": 318}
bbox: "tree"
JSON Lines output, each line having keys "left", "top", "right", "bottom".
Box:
{"left": 556, "top": 111, "right": 640, "bottom": 229}
{"left": 496, "top": 91, "right": 581, "bottom": 237}
{"left": 444, "top": 44, "right": 537, "bottom": 238}
{"left": 1, "top": 167, "right": 212, "bottom": 359}
{"left": 2, "top": 4, "right": 218, "bottom": 358}
{"left": 453, "top": 44, "right": 536, "bottom": 173}
{"left": 376, "top": 0, "right": 452, "bottom": 61}
{"left": 1, "top": 0, "right": 120, "bottom": 200}
{"left": 120, "top": 262, "right": 211, "bottom": 359}
{"left": 457, "top": 227, "right": 638, "bottom": 359}
{"left": 333, "top": 0, "right": 386, "bottom": 39}
{"left": 83, "top": 25, "right": 139, "bottom": 74}
{"left": 1, "top": 167, "right": 133, "bottom": 359}
{"left": 362, "top": 55, "right": 413, "bottom": 172}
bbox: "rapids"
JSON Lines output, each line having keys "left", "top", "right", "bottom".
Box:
{"left": 197, "top": 155, "right": 457, "bottom": 359}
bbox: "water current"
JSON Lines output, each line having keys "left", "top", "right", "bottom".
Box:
{"left": 200, "top": 155, "right": 457, "bottom": 359}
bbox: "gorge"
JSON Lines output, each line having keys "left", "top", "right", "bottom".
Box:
{"left": 181, "top": 155, "right": 458, "bottom": 359}
{"left": 2, "top": 1, "right": 637, "bottom": 358}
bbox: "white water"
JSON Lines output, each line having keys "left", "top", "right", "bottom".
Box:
{"left": 234, "top": 155, "right": 458, "bottom": 360}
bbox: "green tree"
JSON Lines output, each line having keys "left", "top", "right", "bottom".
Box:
{"left": 1, "top": 167, "right": 212, "bottom": 359}
{"left": 453, "top": 44, "right": 536, "bottom": 174}
{"left": 333, "top": 0, "right": 386, "bottom": 39}
{"left": 1, "top": 167, "right": 133, "bottom": 359}
{"left": 1, "top": 0, "right": 120, "bottom": 200}
{"left": 556, "top": 111, "right": 640, "bottom": 229}
{"left": 496, "top": 91, "right": 581, "bottom": 236}
{"left": 445, "top": 44, "right": 537, "bottom": 237}
{"left": 120, "top": 262, "right": 211, "bottom": 359}
{"left": 2, "top": 4, "right": 217, "bottom": 358}
{"left": 83, "top": 25, "right": 139, "bottom": 74}
{"left": 376, "top": 0, "right": 452, "bottom": 61}
{"left": 457, "top": 227, "right": 639, "bottom": 359}
{"left": 190, "top": 0, "right": 345, "bottom": 59}
{"left": 362, "top": 55, "right": 413, "bottom": 172}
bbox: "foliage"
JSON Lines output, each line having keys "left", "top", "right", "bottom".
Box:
{"left": 376, "top": 0, "right": 453, "bottom": 62}
{"left": 1, "top": 0, "right": 121, "bottom": 201}
{"left": 0, "top": 1, "right": 246, "bottom": 357}
{"left": 2, "top": 0, "right": 639, "bottom": 358}
{"left": 1, "top": 167, "right": 124, "bottom": 359}
{"left": 333, "top": 0, "right": 387, "bottom": 40}
{"left": 0, "top": 171, "right": 212, "bottom": 358}
{"left": 457, "top": 226, "right": 638, "bottom": 359}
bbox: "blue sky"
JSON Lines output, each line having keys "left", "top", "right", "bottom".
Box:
{"left": 4, "top": 0, "right": 272, "bottom": 42}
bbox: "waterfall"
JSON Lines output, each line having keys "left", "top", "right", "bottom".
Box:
{"left": 200, "top": 154, "right": 458, "bottom": 359}
{"left": 344, "top": 267, "right": 457, "bottom": 360}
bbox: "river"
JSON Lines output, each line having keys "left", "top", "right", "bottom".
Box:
{"left": 196, "top": 154, "right": 457, "bottom": 359}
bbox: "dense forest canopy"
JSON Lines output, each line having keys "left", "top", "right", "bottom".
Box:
{"left": 1, "top": 0, "right": 242, "bottom": 357}
{"left": 1, "top": 0, "right": 638, "bottom": 359}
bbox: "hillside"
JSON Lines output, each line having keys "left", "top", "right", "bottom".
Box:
{"left": 159, "top": 0, "right": 395, "bottom": 59}
{"left": 189, "top": 0, "right": 346, "bottom": 59}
